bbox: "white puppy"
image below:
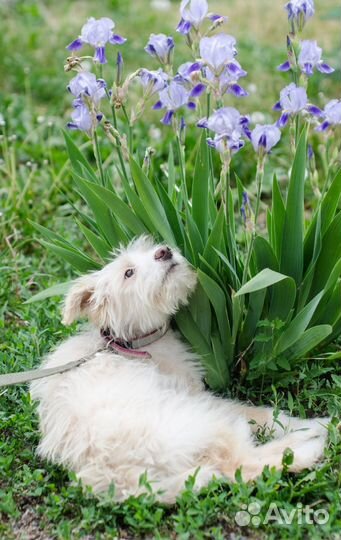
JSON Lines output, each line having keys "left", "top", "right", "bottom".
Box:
{"left": 31, "top": 237, "right": 329, "bottom": 503}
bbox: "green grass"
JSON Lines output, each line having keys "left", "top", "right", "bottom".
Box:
{"left": 1, "top": 0, "right": 341, "bottom": 537}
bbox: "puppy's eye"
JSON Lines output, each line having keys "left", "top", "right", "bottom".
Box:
{"left": 124, "top": 268, "right": 135, "bottom": 279}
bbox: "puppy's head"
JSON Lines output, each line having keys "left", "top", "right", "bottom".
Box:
{"left": 62, "top": 236, "right": 197, "bottom": 339}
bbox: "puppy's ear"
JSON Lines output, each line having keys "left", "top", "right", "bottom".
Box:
{"left": 62, "top": 275, "right": 96, "bottom": 325}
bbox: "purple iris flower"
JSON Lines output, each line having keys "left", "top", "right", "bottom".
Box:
{"left": 273, "top": 83, "right": 322, "bottom": 127}
{"left": 67, "top": 98, "right": 102, "bottom": 135}
{"left": 285, "top": 0, "right": 314, "bottom": 31}
{"left": 138, "top": 68, "right": 168, "bottom": 99}
{"left": 67, "top": 17, "right": 126, "bottom": 64}
{"left": 251, "top": 124, "right": 281, "bottom": 153}
{"left": 206, "top": 61, "right": 248, "bottom": 98}
{"left": 174, "top": 62, "right": 206, "bottom": 98}
{"left": 206, "top": 135, "right": 245, "bottom": 154}
{"left": 316, "top": 99, "right": 341, "bottom": 131}
{"left": 177, "top": 0, "right": 207, "bottom": 34}
{"left": 199, "top": 107, "right": 249, "bottom": 135}
{"left": 176, "top": 0, "right": 225, "bottom": 34}
{"left": 198, "top": 107, "right": 249, "bottom": 154}
{"left": 175, "top": 61, "right": 201, "bottom": 83}
{"left": 145, "top": 34, "right": 174, "bottom": 66}
{"left": 199, "top": 34, "right": 237, "bottom": 75}
{"left": 277, "top": 83, "right": 307, "bottom": 113}
{"left": 153, "top": 81, "right": 192, "bottom": 125}
{"left": 298, "top": 40, "right": 334, "bottom": 76}
{"left": 67, "top": 72, "right": 106, "bottom": 105}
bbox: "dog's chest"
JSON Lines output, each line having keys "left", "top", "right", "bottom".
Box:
{"left": 62, "top": 352, "right": 184, "bottom": 402}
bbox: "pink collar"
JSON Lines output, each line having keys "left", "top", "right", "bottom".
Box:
{"left": 100, "top": 324, "right": 169, "bottom": 359}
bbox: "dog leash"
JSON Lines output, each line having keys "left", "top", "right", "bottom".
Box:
{"left": 0, "top": 324, "right": 170, "bottom": 388}
{"left": 0, "top": 355, "right": 94, "bottom": 388}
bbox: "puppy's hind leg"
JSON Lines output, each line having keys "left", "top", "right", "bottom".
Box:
{"left": 234, "top": 403, "right": 330, "bottom": 440}
{"left": 223, "top": 426, "right": 328, "bottom": 482}
{"left": 232, "top": 403, "right": 281, "bottom": 436}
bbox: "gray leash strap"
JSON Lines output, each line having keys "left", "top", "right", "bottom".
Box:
{"left": 0, "top": 325, "right": 164, "bottom": 388}
{"left": 0, "top": 355, "right": 93, "bottom": 388}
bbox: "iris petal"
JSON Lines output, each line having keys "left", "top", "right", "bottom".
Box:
{"left": 152, "top": 100, "right": 163, "bottom": 110}
{"left": 176, "top": 18, "right": 192, "bottom": 34}
{"left": 161, "top": 110, "right": 174, "bottom": 125}
{"left": 109, "top": 34, "right": 127, "bottom": 45}
{"left": 190, "top": 83, "right": 206, "bottom": 98}
{"left": 66, "top": 38, "right": 83, "bottom": 51}
{"left": 277, "top": 112, "right": 290, "bottom": 127}
{"left": 273, "top": 101, "right": 282, "bottom": 111}
{"left": 317, "top": 62, "right": 335, "bottom": 74}
{"left": 277, "top": 61, "right": 291, "bottom": 72}
{"left": 206, "top": 137, "right": 216, "bottom": 148}
{"left": 208, "top": 14, "right": 226, "bottom": 23}
{"left": 303, "top": 62, "right": 314, "bottom": 76}
{"left": 259, "top": 134, "right": 267, "bottom": 148}
{"left": 315, "top": 120, "right": 330, "bottom": 131}
{"left": 187, "top": 101, "right": 197, "bottom": 110}
{"left": 228, "top": 84, "right": 248, "bottom": 97}
{"left": 307, "top": 105, "right": 323, "bottom": 116}
{"left": 94, "top": 47, "right": 107, "bottom": 64}
{"left": 197, "top": 117, "right": 208, "bottom": 128}
{"left": 188, "top": 62, "right": 202, "bottom": 74}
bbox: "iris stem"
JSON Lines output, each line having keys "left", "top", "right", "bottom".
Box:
{"left": 206, "top": 91, "right": 211, "bottom": 117}
{"left": 110, "top": 104, "right": 129, "bottom": 183}
{"left": 206, "top": 91, "right": 215, "bottom": 196}
{"left": 242, "top": 155, "right": 265, "bottom": 285}
{"left": 289, "top": 35, "right": 300, "bottom": 152}
{"left": 294, "top": 114, "right": 300, "bottom": 148}
{"left": 289, "top": 117, "right": 296, "bottom": 155}
{"left": 175, "top": 129, "right": 187, "bottom": 204}
{"left": 93, "top": 130, "right": 105, "bottom": 186}
{"left": 221, "top": 159, "right": 231, "bottom": 233}
{"left": 316, "top": 134, "right": 331, "bottom": 212}
{"left": 220, "top": 155, "right": 236, "bottom": 270}
{"left": 319, "top": 145, "right": 329, "bottom": 197}
{"left": 122, "top": 104, "right": 133, "bottom": 154}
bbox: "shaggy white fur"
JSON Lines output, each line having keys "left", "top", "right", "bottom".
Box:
{"left": 30, "top": 237, "right": 329, "bottom": 503}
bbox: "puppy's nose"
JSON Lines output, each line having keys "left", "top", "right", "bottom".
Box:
{"left": 154, "top": 246, "right": 173, "bottom": 261}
